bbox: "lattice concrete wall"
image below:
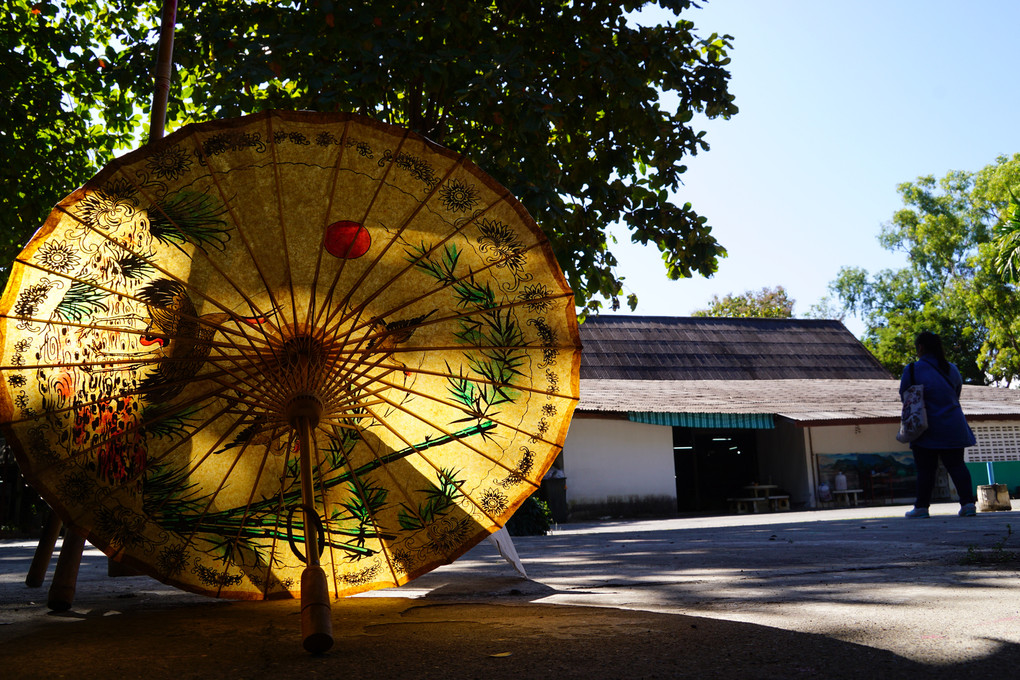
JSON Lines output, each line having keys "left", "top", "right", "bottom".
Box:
{"left": 967, "top": 424, "right": 1020, "bottom": 462}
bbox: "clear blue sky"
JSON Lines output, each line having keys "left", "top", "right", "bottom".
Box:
{"left": 607, "top": 0, "right": 1020, "bottom": 334}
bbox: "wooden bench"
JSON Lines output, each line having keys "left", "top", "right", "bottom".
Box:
{"left": 727, "top": 497, "right": 768, "bottom": 514}
{"left": 832, "top": 489, "right": 864, "bottom": 507}
{"left": 768, "top": 495, "right": 791, "bottom": 511}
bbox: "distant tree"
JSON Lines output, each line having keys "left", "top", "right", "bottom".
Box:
{"left": 825, "top": 154, "right": 1020, "bottom": 385}
{"left": 1, "top": 0, "right": 739, "bottom": 313}
{"left": 692, "top": 285, "right": 794, "bottom": 318}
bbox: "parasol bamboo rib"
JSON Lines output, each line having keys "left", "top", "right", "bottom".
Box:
{"left": 135, "top": 400, "right": 263, "bottom": 517}
{"left": 265, "top": 115, "right": 301, "bottom": 332}
{"left": 184, "top": 138, "right": 289, "bottom": 345}
{"left": 315, "top": 171, "right": 513, "bottom": 342}
{"left": 361, "top": 386, "right": 538, "bottom": 486}
{"left": 302, "top": 119, "right": 351, "bottom": 335}
{"left": 256, "top": 430, "right": 295, "bottom": 598}
{"left": 367, "top": 373, "right": 569, "bottom": 452}
{"left": 312, "top": 183, "right": 504, "bottom": 348}
{"left": 320, "top": 421, "right": 430, "bottom": 590}
{"left": 10, "top": 385, "right": 234, "bottom": 480}
{"left": 50, "top": 201, "right": 281, "bottom": 350}
{"left": 315, "top": 151, "right": 467, "bottom": 338}
{"left": 320, "top": 236, "right": 554, "bottom": 355}
{"left": 310, "top": 128, "right": 412, "bottom": 336}
{"left": 360, "top": 404, "right": 506, "bottom": 529}
{"left": 211, "top": 439, "right": 273, "bottom": 598}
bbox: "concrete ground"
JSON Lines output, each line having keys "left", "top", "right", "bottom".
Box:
{"left": 2, "top": 502, "right": 1020, "bottom": 679}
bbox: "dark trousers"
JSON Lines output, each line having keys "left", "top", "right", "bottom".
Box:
{"left": 913, "top": 445, "right": 976, "bottom": 507}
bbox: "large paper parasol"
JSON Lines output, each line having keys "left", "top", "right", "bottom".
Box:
{"left": 0, "top": 110, "right": 580, "bottom": 650}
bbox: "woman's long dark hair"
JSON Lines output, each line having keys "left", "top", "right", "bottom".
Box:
{"left": 915, "top": 331, "right": 951, "bottom": 373}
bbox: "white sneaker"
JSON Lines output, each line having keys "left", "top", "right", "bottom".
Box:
{"left": 959, "top": 503, "right": 976, "bottom": 517}
{"left": 905, "top": 507, "right": 930, "bottom": 518}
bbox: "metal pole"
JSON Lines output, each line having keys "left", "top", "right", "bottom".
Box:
{"left": 148, "top": 0, "right": 178, "bottom": 142}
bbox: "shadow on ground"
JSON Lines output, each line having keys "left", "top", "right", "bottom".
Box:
{"left": 5, "top": 596, "right": 1020, "bottom": 680}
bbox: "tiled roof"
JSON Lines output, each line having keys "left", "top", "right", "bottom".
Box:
{"left": 578, "top": 378, "right": 1020, "bottom": 424}
{"left": 579, "top": 316, "right": 891, "bottom": 380}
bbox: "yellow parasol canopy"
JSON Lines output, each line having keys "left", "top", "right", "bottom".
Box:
{"left": 0, "top": 111, "right": 580, "bottom": 611}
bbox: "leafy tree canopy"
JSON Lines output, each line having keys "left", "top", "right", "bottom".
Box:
{"left": 1, "top": 0, "right": 738, "bottom": 312}
{"left": 1, "top": 0, "right": 143, "bottom": 284}
{"left": 692, "top": 285, "right": 794, "bottom": 318}
{"left": 825, "top": 154, "right": 1020, "bottom": 385}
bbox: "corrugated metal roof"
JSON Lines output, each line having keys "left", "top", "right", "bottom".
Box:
{"left": 579, "top": 316, "right": 891, "bottom": 381}
{"left": 578, "top": 378, "right": 1020, "bottom": 425}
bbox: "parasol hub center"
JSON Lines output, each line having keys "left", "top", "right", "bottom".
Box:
{"left": 286, "top": 393, "right": 324, "bottom": 430}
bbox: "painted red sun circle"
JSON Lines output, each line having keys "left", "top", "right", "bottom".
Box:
{"left": 324, "top": 220, "right": 371, "bottom": 259}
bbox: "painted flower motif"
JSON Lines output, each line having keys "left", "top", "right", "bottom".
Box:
{"left": 519, "top": 284, "right": 553, "bottom": 312}
{"left": 315, "top": 131, "right": 339, "bottom": 146}
{"left": 7, "top": 374, "right": 26, "bottom": 388}
{"left": 542, "top": 403, "right": 558, "bottom": 418}
{"left": 57, "top": 471, "right": 96, "bottom": 505}
{"left": 13, "top": 393, "right": 29, "bottom": 410}
{"left": 439, "top": 179, "right": 479, "bottom": 212}
{"left": 36, "top": 241, "right": 82, "bottom": 274}
{"left": 425, "top": 517, "right": 472, "bottom": 555}
{"left": 157, "top": 545, "right": 190, "bottom": 577}
{"left": 95, "top": 504, "right": 147, "bottom": 550}
{"left": 340, "top": 563, "right": 381, "bottom": 586}
{"left": 390, "top": 151, "right": 437, "bottom": 189}
{"left": 390, "top": 549, "right": 415, "bottom": 574}
{"left": 77, "top": 190, "right": 135, "bottom": 230}
{"left": 14, "top": 279, "right": 59, "bottom": 329}
{"left": 103, "top": 177, "right": 139, "bottom": 200}
{"left": 477, "top": 218, "right": 527, "bottom": 274}
{"left": 194, "top": 564, "right": 244, "bottom": 587}
{"left": 13, "top": 339, "right": 32, "bottom": 354}
{"left": 355, "top": 141, "right": 372, "bottom": 157}
{"left": 528, "top": 317, "right": 555, "bottom": 345}
{"left": 145, "top": 144, "right": 192, "bottom": 180}
{"left": 480, "top": 489, "right": 509, "bottom": 515}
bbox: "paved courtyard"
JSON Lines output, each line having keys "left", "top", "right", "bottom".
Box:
{"left": 2, "top": 502, "right": 1019, "bottom": 678}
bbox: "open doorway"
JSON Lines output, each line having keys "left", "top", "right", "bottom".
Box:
{"left": 674, "top": 428, "right": 759, "bottom": 513}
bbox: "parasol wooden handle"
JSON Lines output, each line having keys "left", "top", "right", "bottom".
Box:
{"left": 293, "top": 410, "right": 334, "bottom": 654}
{"left": 301, "top": 564, "right": 333, "bottom": 654}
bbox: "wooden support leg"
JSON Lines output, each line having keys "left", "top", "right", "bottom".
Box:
{"left": 47, "top": 530, "right": 86, "bottom": 612}
{"left": 25, "top": 512, "right": 62, "bottom": 588}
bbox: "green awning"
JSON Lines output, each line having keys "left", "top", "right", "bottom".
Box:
{"left": 628, "top": 412, "right": 775, "bottom": 429}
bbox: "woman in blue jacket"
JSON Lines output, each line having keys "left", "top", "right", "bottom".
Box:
{"left": 900, "top": 331, "right": 977, "bottom": 518}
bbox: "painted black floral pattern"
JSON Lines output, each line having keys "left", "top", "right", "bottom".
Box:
{"left": 146, "top": 144, "right": 192, "bottom": 180}
{"left": 157, "top": 544, "right": 190, "bottom": 576}
{"left": 439, "top": 179, "right": 479, "bottom": 212}
{"left": 519, "top": 284, "right": 553, "bottom": 312}
{"left": 480, "top": 488, "right": 509, "bottom": 514}
{"left": 76, "top": 190, "right": 135, "bottom": 230}
{"left": 35, "top": 241, "right": 81, "bottom": 274}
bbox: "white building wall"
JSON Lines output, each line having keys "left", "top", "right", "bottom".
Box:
{"left": 561, "top": 417, "right": 675, "bottom": 506}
